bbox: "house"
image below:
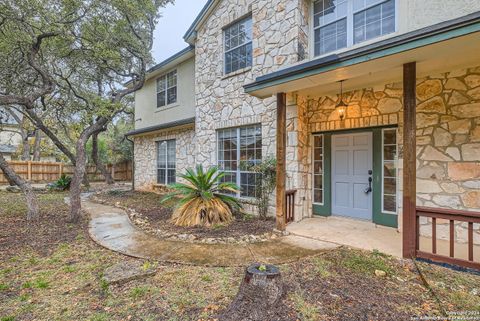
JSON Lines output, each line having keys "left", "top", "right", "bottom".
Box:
{"left": 127, "top": 0, "right": 480, "bottom": 269}
{"left": 0, "top": 107, "right": 57, "bottom": 162}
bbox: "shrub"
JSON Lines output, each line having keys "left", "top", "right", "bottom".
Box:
{"left": 162, "top": 165, "right": 241, "bottom": 227}
{"left": 241, "top": 157, "right": 276, "bottom": 219}
{"left": 48, "top": 174, "right": 72, "bottom": 191}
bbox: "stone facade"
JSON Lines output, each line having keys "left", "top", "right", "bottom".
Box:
{"left": 285, "top": 65, "right": 480, "bottom": 244}
{"left": 415, "top": 67, "right": 480, "bottom": 244}
{"left": 194, "top": 0, "right": 309, "bottom": 168}
{"left": 133, "top": 125, "right": 195, "bottom": 189}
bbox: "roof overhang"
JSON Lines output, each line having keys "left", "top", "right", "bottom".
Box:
{"left": 183, "top": 0, "right": 219, "bottom": 44}
{"left": 125, "top": 117, "right": 195, "bottom": 138}
{"left": 144, "top": 46, "right": 195, "bottom": 82}
{"left": 245, "top": 11, "right": 480, "bottom": 98}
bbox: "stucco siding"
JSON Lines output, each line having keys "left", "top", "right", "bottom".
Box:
{"left": 134, "top": 57, "right": 195, "bottom": 130}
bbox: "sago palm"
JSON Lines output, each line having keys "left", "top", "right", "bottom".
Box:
{"left": 162, "top": 165, "right": 241, "bottom": 227}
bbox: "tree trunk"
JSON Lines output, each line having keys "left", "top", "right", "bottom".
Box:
{"left": 92, "top": 132, "right": 114, "bottom": 184}
{"left": 25, "top": 111, "right": 90, "bottom": 187}
{"left": 69, "top": 136, "right": 88, "bottom": 223}
{"left": 68, "top": 121, "right": 107, "bottom": 222}
{"left": 220, "top": 264, "right": 284, "bottom": 320}
{"left": 33, "top": 129, "right": 41, "bottom": 161}
{"left": 21, "top": 134, "right": 30, "bottom": 160}
{"left": 0, "top": 154, "right": 39, "bottom": 220}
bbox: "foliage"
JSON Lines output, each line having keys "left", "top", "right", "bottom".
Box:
{"left": 48, "top": 174, "right": 72, "bottom": 191}
{"left": 162, "top": 165, "right": 241, "bottom": 227}
{"left": 86, "top": 115, "right": 134, "bottom": 165}
{"left": 243, "top": 157, "right": 277, "bottom": 219}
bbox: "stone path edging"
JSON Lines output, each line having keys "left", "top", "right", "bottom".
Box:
{"left": 84, "top": 199, "right": 339, "bottom": 267}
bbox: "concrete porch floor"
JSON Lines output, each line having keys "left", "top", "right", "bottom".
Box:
{"left": 287, "top": 216, "right": 402, "bottom": 257}
{"left": 287, "top": 216, "right": 480, "bottom": 261}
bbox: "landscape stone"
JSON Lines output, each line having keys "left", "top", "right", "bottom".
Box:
{"left": 461, "top": 144, "right": 480, "bottom": 161}
{"left": 377, "top": 98, "right": 402, "bottom": 114}
{"left": 464, "top": 74, "right": 480, "bottom": 88}
{"left": 444, "top": 78, "right": 467, "bottom": 91}
{"left": 417, "top": 96, "right": 446, "bottom": 114}
{"left": 448, "top": 91, "right": 470, "bottom": 105}
{"left": 448, "top": 119, "right": 471, "bottom": 134}
{"left": 417, "top": 179, "right": 442, "bottom": 193}
{"left": 433, "top": 128, "right": 452, "bottom": 147}
{"left": 448, "top": 162, "right": 480, "bottom": 180}
{"left": 421, "top": 146, "right": 453, "bottom": 162}
{"left": 461, "top": 191, "right": 480, "bottom": 208}
{"left": 416, "top": 79, "right": 442, "bottom": 101}
{"left": 451, "top": 103, "right": 480, "bottom": 118}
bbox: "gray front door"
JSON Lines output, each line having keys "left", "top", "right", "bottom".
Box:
{"left": 331, "top": 132, "right": 373, "bottom": 220}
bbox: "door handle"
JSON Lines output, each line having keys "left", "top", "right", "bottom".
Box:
{"left": 365, "top": 176, "right": 373, "bottom": 194}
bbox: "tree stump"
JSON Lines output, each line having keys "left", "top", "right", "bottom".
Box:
{"left": 219, "top": 263, "right": 285, "bottom": 321}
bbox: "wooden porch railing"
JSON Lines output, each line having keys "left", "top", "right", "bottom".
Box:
{"left": 416, "top": 207, "right": 480, "bottom": 270}
{"left": 285, "top": 189, "right": 296, "bottom": 223}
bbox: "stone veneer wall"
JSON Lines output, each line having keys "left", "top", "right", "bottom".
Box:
{"left": 287, "top": 65, "right": 480, "bottom": 244}
{"left": 193, "top": 0, "right": 310, "bottom": 215}
{"left": 133, "top": 125, "right": 196, "bottom": 189}
{"left": 415, "top": 66, "right": 480, "bottom": 244}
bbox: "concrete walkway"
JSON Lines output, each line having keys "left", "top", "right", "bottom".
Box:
{"left": 84, "top": 200, "right": 338, "bottom": 267}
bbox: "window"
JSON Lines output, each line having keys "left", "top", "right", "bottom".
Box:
{"left": 354, "top": 0, "right": 395, "bottom": 44}
{"left": 313, "top": 0, "right": 348, "bottom": 56}
{"left": 313, "top": 134, "right": 324, "bottom": 204}
{"left": 382, "top": 128, "right": 397, "bottom": 213}
{"left": 217, "top": 124, "right": 262, "bottom": 198}
{"left": 313, "top": 0, "right": 395, "bottom": 56}
{"left": 224, "top": 16, "right": 252, "bottom": 74}
{"left": 157, "top": 140, "right": 176, "bottom": 185}
{"left": 156, "top": 70, "right": 177, "bottom": 108}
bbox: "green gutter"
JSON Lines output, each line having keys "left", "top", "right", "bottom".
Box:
{"left": 245, "top": 20, "right": 480, "bottom": 94}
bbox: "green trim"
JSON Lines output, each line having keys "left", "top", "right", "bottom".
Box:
{"left": 313, "top": 133, "right": 331, "bottom": 217}
{"left": 311, "top": 126, "right": 398, "bottom": 228}
{"left": 245, "top": 21, "right": 480, "bottom": 94}
{"left": 372, "top": 128, "right": 398, "bottom": 228}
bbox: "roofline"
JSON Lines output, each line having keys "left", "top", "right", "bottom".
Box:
{"left": 146, "top": 45, "right": 194, "bottom": 75}
{"left": 244, "top": 11, "right": 480, "bottom": 95}
{"left": 125, "top": 46, "right": 194, "bottom": 87}
{"left": 125, "top": 117, "right": 195, "bottom": 137}
{"left": 183, "top": 0, "right": 218, "bottom": 44}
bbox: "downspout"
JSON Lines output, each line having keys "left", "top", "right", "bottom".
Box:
{"left": 125, "top": 135, "right": 135, "bottom": 191}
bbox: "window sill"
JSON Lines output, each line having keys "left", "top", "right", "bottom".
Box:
{"left": 222, "top": 66, "right": 252, "bottom": 80}
{"left": 309, "top": 31, "right": 399, "bottom": 61}
{"left": 156, "top": 103, "right": 179, "bottom": 112}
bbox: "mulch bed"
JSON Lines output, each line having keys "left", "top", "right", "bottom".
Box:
{"left": 94, "top": 190, "right": 275, "bottom": 240}
{"left": 0, "top": 191, "right": 87, "bottom": 258}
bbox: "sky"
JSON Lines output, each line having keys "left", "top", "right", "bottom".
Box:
{"left": 152, "top": 0, "right": 209, "bottom": 63}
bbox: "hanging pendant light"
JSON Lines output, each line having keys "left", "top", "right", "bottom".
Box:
{"left": 336, "top": 80, "right": 347, "bottom": 120}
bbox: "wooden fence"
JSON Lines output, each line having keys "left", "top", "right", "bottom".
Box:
{"left": 0, "top": 160, "right": 132, "bottom": 184}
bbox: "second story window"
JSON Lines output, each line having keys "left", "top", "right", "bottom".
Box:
{"left": 156, "top": 70, "right": 177, "bottom": 108}
{"left": 313, "top": 0, "right": 396, "bottom": 57}
{"left": 224, "top": 16, "right": 252, "bottom": 75}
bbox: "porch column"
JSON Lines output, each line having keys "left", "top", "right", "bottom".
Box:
{"left": 402, "top": 62, "right": 417, "bottom": 258}
{"left": 276, "top": 92, "right": 287, "bottom": 231}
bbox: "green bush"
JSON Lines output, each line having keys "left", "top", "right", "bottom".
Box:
{"left": 48, "top": 174, "right": 72, "bottom": 191}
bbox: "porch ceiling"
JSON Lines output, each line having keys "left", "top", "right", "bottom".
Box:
{"left": 245, "top": 16, "right": 480, "bottom": 98}
{"left": 297, "top": 32, "right": 480, "bottom": 97}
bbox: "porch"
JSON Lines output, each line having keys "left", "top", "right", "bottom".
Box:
{"left": 287, "top": 216, "right": 480, "bottom": 261}
{"left": 246, "top": 14, "right": 480, "bottom": 270}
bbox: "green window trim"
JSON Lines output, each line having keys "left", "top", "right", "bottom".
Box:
{"left": 312, "top": 133, "right": 331, "bottom": 217}
{"left": 312, "top": 126, "right": 398, "bottom": 228}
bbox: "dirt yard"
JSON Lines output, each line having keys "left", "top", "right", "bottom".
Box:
{"left": 0, "top": 190, "right": 479, "bottom": 321}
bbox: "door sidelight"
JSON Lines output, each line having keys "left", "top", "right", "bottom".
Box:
{"left": 365, "top": 170, "right": 373, "bottom": 194}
